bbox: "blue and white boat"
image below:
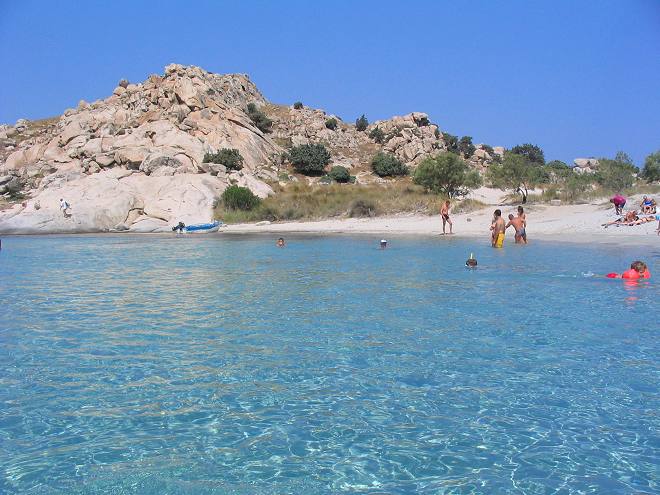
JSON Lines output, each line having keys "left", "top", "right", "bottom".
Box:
{"left": 172, "top": 220, "right": 222, "bottom": 234}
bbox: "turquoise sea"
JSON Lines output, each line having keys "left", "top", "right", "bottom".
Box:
{"left": 0, "top": 234, "right": 658, "bottom": 494}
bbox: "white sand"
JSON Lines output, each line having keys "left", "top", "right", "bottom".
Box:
{"left": 225, "top": 191, "right": 660, "bottom": 245}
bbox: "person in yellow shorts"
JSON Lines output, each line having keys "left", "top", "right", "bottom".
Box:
{"left": 491, "top": 209, "right": 505, "bottom": 248}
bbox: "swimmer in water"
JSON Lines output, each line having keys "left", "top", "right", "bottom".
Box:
{"left": 276, "top": 237, "right": 285, "bottom": 247}
{"left": 380, "top": 239, "right": 387, "bottom": 249}
{"left": 607, "top": 260, "right": 651, "bottom": 279}
{"left": 465, "top": 253, "right": 477, "bottom": 267}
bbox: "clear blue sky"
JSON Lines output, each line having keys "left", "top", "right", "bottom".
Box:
{"left": 1, "top": 0, "right": 658, "bottom": 165}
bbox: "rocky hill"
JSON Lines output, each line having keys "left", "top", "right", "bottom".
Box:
{"left": 0, "top": 64, "right": 501, "bottom": 233}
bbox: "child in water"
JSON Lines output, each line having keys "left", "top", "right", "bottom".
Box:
{"left": 607, "top": 260, "right": 651, "bottom": 279}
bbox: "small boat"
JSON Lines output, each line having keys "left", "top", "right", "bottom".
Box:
{"left": 172, "top": 220, "right": 222, "bottom": 234}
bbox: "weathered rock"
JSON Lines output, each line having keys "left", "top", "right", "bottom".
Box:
{"left": 140, "top": 154, "right": 183, "bottom": 175}
{"left": 198, "top": 161, "right": 227, "bottom": 176}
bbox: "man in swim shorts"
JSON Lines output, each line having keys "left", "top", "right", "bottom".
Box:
{"left": 506, "top": 214, "right": 527, "bottom": 244}
{"left": 440, "top": 200, "right": 453, "bottom": 235}
{"left": 491, "top": 209, "right": 505, "bottom": 248}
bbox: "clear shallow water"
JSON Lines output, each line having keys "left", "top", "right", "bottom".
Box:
{"left": 0, "top": 234, "right": 658, "bottom": 495}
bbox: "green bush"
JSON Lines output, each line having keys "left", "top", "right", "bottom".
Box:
{"left": 596, "top": 156, "right": 637, "bottom": 191}
{"left": 293, "top": 101, "right": 303, "bottom": 109}
{"left": 510, "top": 143, "right": 545, "bottom": 165}
{"left": 641, "top": 150, "right": 660, "bottom": 182}
{"left": 369, "top": 126, "right": 385, "bottom": 144}
{"left": 355, "top": 114, "right": 369, "bottom": 131}
{"left": 328, "top": 165, "right": 351, "bottom": 183}
{"left": 325, "top": 118, "right": 338, "bottom": 130}
{"left": 458, "top": 136, "right": 476, "bottom": 158}
{"left": 371, "top": 152, "right": 409, "bottom": 177}
{"left": 221, "top": 185, "right": 261, "bottom": 211}
{"left": 246, "top": 103, "right": 272, "bottom": 133}
{"left": 442, "top": 132, "right": 459, "bottom": 153}
{"left": 288, "top": 143, "right": 331, "bottom": 175}
{"left": 349, "top": 199, "right": 377, "bottom": 217}
{"left": 413, "top": 152, "right": 482, "bottom": 197}
{"left": 203, "top": 148, "right": 244, "bottom": 171}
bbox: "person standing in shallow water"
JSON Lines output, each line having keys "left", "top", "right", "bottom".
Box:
{"left": 491, "top": 209, "right": 505, "bottom": 248}
{"left": 440, "top": 200, "right": 453, "bottom": 235}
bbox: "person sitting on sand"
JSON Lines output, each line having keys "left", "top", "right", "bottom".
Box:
{"left": 440, "top": 200, "right": 453, "bottom": 235}
{"left": 491, "top": 209, "right": 505, "bottom": 248}
{"left": 506, "top": 214, "right": 527, "bottom": 244}
{"left": 640, "top": 196, "right": 656, "bottom": 214}
{"left": 609, "top": 194, "right": 626, "bottom": 215}
{"left": 276, "top": 237, "right": 285, "bottom": 247}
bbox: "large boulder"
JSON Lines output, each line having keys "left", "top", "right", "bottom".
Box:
{"left": 139, "top": 154, "right": 183, "bottom": 175}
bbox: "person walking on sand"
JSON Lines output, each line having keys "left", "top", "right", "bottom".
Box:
{"left": 59, "top": 198, "right": 71, "bottom": 218}
{"left": 440, "top": 200, "right": 453, "bottom": 235}
{"left": 506, "top": 214, "right": 527, "bottom": 244}
{"left": 491, "top": 209, "right": 505, "bottom": 248}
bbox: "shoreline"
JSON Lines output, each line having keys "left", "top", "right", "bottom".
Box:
{"left": 2, "top": 195, "right": 658, "bottom": 246}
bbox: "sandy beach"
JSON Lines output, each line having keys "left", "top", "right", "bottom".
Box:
{"left": 225, "top": 191, "right": 660, "bottom": 245}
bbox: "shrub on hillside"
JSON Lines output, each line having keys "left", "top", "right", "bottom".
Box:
{"left": 221, "top": 185, "right": 261, "bottom": 211}
{"left": 293, "top": 101, "right": 303, "bottom": 109}
{"left": 458, "top": 136, "right": 476, "bottom": 158}
{"left": 596, "top": 152, "right": 638, "bottom": 191}
{"left": 641, "top": 150, "right": 660, "bottom": 182}
{"left": 246, "top": 103, "right": 272, "bottom": 133}
{"left": 349, "top": 199, "right": 377, "bottom": 217}
{"left": 369, "top": 126, "right": 385, "bottom": 144}
{"left": 442, "top": 132, "right": 459, "bottom": 153}
{"left": 288, "top": 143, "right": 331, "bottom": 175}
{"left": 325, "top": 118, "right": 338, "bottom": 130}
{"left": 355, "top": 114, "right": 369, "bottom": 131}
{"left": 413, "top": 152, "right": 482, "bottom": 197}
{"left": 371, "top": 152, "right": 409, "bottom": 177}
{"left": 203, "top": 148, "right": 244, "bottom": 171}
{"left": 328, "top": 165, "right": 351, "bottom": 183}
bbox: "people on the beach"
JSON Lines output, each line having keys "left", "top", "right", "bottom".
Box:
{"left": 277, "top": 237, "right": 286, "bottom": 247}
{"left": 465, "top": 253, "right": 477, "bottom": 267}
{"left": 506, "top": 214, "right": 527, "bottom": 244}
{"left": 609, "top": 194, "right": 626, "bottom": 215}
{"left": 607, "top": 261, "right": 651, "bottom": 279}
{"left": 59, "top": 198, "right": 71, "bottom": 218}
{"left": 380, "top": 239, "right": 387, "bottom": 249}
{"left": 601, "top": 211, "right": 656, "bottom": 228}
{"left": 440, "top": 200, "right": 453, "bottom": 235}
{"left": 491, "top": 209, "right": 505, "bottom": 248}
{"left": 172, "top": 221, "right": 185, "bottom": 233}
{"left": 640, "top": 196, "right": 656, "bottom": 214}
